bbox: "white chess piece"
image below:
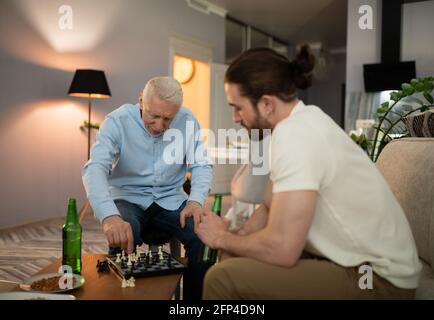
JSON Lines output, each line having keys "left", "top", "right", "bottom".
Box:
{"left": 127, "top": 254, "right": 132, "bottom": 266}
{"left": 136, "top": 245, "right": 141, "bottom": 259}
{"left": 148, "top": 250, "right": 153, "bottom": 260}
{"left": 121, "top": 279, "right": 127, "bottom": 288}
{"left": 126, "top": 277, "right": 135, "bottom": 288}
{"left": 158, "top": 246, "right": 163, "bottom": 260}
{"left": 115, "top": 253, "right": 121, "bottom": 263}
{"left": 121, "top": 250, "right": 126, "bottom": 261}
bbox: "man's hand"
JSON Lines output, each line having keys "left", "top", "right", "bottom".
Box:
{"left": 196, "top": 211, "right": 230, "bottom": 249}
{"left": 102, "top": 215, "right": 134, "bottom": 253}
{"left": 180, "top": 201, "right": 204, "bottom": 232}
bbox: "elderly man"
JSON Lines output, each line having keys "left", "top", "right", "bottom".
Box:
{"left": 82, "top": 77, "right": 213, "bottom": 300}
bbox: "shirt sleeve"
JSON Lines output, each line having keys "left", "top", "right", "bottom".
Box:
{"left": 185, "top": 117, "right": 213, "bottom": 206}
{"left": 82, "top": 116, "right": 122, "bottom": 222}
{"left": 270, "top": 123, "right": 335, "bottom": 194}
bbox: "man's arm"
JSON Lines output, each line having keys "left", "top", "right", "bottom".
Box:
{"left": 237, "top": 180, "right": 272, "bottom": 235}
{"left": 198, "top": 190, "right": 318, "bottom": 268}
{"left": 82, "top": 116, "right": 121, "bottom": 221}
{"left": 82, "top": 116, "right": 134, "bottom": 252}
{"left": 180, "top": 117, "right": 213, "bottom": 230}
{"left": 185, "top": 117, "right": 213, "bottom": 206}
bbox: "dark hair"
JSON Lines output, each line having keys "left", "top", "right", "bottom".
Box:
{"left": 225, "top": 45, "right": 315, "bottom": 107}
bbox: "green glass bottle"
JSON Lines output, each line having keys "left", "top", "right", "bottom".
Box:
{"left": 62, "top": 198, "right": 82, "bottom": 274}
{"left": 198, "top": 194, "right": 222, "bottom": 265}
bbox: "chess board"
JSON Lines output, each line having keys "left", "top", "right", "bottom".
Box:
{"left": 106, "top": 250, "right": 186, "bottom": 279}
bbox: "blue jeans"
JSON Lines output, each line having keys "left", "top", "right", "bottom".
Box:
{"left": 108, "top": 199, "right": 209, "bottom": 300}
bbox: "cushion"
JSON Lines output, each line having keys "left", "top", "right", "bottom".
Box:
{"left": 404, "top": 109, "right": 434, "bottom": 137}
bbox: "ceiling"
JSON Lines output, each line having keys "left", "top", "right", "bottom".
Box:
{"left": 208, "top": 0, "right": 348, "bottom": 49}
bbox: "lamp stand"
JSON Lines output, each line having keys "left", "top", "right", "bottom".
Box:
{"left": 87, "top": 94, "right": 92, "bottom": 160}
{"left": 79, "top": 94, "right": 93, "bottom": 222}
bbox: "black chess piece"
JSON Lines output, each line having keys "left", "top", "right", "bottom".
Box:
{"left": 96, "top": 259, "right": 110, "bottom": 273}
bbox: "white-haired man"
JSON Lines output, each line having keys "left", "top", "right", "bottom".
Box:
{"left": 82, "top": 77, "right": 213, "bottom": 300}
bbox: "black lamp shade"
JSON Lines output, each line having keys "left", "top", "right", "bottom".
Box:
{"left": 68, "top": 69, "right": 111, "bottom": 98}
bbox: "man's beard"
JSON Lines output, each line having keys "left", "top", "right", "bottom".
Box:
{"left": 241, "top": 114, "right": 271, "bottom": 141}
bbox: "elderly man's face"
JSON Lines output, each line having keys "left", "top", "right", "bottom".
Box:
{"left": 140, "top": 94, "right": 180, "bottom": 136}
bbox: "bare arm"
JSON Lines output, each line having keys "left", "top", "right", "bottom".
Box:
{"left": 219, "top": 181, "right": 272, "bottom": 260}
{"left": 198, "top": 190, "right": 318, "bottom": 268}
{"left": 235, "top": 180, "right": 272, "bottom": 235}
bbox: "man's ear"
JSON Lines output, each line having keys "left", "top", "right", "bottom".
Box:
{"left": 259, "top": 95, "right": 274, "bottom": 116}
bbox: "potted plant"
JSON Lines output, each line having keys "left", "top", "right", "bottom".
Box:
{"left": 351, "top": 76, "right": 434, "bottom": 162}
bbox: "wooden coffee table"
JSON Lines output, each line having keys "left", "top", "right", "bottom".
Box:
{"left": 6, "top": 254, "right": 183, "bottom": 300}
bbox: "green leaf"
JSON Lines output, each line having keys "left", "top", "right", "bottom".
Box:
{"left": 390, "top": 91, "right": 404, "bottom": 101}
{"left": 423, "top": 92, "right": 434, "bottom": 104}
{"left": 402, "top": 83, "right": 415, "bottom": 96}
{"left": 423, "top": 80, "right": 434, "bottom": 93}
{"left": 415, "top": 82, "right": 425, "bottom": 92}
{"left": 402, "top": 86, "right": 415, "bottom": 96}
{"left": 410, "top": 79, "right": 419, "bottom": 87}
{"left": 390, "top": 91, "right": 400, "bottom": 101}
{"left": 376, "top": 107, "right": 387, "bottom": 114}
{"left": 402, "top": 83, "right": 412, "bottom": 91}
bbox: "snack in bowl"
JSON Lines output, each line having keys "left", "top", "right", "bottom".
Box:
{"left": 30, "top": 275, "right": 77, "bottom": 292}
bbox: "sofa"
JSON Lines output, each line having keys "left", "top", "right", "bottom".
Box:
{"left": 376, "top": 138, "right": 434, "bottom": 299}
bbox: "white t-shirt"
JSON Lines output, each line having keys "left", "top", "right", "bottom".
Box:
{"left": 270, "top": 100, "right": 422, "bottom": 289}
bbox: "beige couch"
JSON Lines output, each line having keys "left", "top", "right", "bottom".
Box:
{"left": 376, "top": 138, "right": 434, "bottom": 299}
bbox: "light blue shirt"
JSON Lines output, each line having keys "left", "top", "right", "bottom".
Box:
{"left": 82, "top": 103, "right": 213, "bottom": 222}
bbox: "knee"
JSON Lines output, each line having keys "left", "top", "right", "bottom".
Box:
{"left": 203, "top": 262, "right": 237, "bottom": 300}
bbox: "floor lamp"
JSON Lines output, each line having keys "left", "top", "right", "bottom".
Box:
{"left": 68, "top": 69, "right": 111, "bottom": 221}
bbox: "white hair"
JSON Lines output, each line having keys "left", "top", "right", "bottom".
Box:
{"left": 142, "top": 77, "right": 183, "bottom": 107}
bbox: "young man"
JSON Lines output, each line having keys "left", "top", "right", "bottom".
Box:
{"left": 82, "top": 77, "right": 213, "bottom": 300}
{"left": 196, "top": 47, "right": 422, "bottom": 299}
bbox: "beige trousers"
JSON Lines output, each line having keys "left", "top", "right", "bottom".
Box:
{"left": 203, "top": 256, "right": 416, "bottom": 300}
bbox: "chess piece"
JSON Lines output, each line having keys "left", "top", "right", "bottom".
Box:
{"left": 136, "top": 245, "right": 141, "bottom": 260}
{"left": 121, "top": 250, "right": 126, "bottom": 261}
{"left": 158, "top": 246, "right": 163, "bottom": 261}
{"left": 130, "top": 276, "right": 135, "bottom": 284}
{"left": 127, "top": 254, "right": 132, "bottom": 267}
{"left": 121, "top": 279, "right": 127, "bottom": 288}
{"left": 115, "top": 253, "right": 121, "bottom": 263}
{"left": 148, "top": 250, "right": 153, "bottom": 260}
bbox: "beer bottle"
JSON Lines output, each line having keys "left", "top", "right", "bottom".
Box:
{"left": 62, "top": 198, "right": 82, "bottom": 274}
{"left": 198, "top": 194, "right": 222, "bottom": 265}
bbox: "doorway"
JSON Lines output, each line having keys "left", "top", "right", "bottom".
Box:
{"left": 173, "top": 54, "right": 211, "bottom": 130}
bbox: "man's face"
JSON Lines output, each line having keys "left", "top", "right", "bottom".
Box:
{"left": 140, "top": 94, "right": 179, "bottom": 136}
{"left": 225, "top": 83, "right": 271, "bottom": 137}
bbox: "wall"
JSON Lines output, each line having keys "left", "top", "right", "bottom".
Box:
{"left": 346, "top": 0, "right": 434, "bottom": 91}
{"left": 345, "top": 0, "right": 434, "bottom": 132}
{"left": 401, "top": 1, "right": 434, "bottom": 76}
{"left": 305, "top": 52, "right": 347, "bottom": 127}
{"left": 346, "top": 0, "right": 382, "bottom": 93}
{"left": 0, "top": 0, "right": 225, "bottom": 228}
